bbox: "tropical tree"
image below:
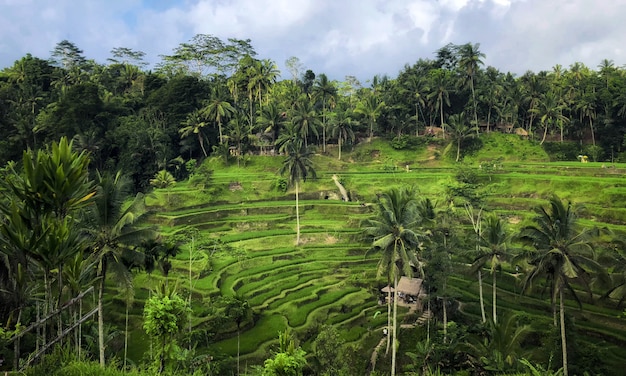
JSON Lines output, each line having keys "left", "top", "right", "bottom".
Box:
{"left": 82, "top": 170, "right": 155, "bottom": 367}
{"left": 202, "top": 87, "right": 235, "bottom": 145}
{"left": 363, "top": 187, "right": 422, "bottom": 376}
{"left": 427, "top": 69, "right": 452, "bottom": 138}
{"left": 533, "top": 91, "right": 568, "bottom": 144}
{"left": 329, "top": 104, "right": 355, "bottom": 160}
{"left": 447, "top": 112, "right": 477, "bottom": 162}
{"left": 279, "top": 139, "right": 316, "bottom": 245}
{"left": 354, "top": 92, "right": 385, "bottom": 141}
{"left": 179, "top": 110, "right": 209, "bottom": 157}
{"left": 223, "top": 295, "right": 252, "bottom": 376}
{"left": 456, "top": 43, "right": 485, "bottom": 130}
{"left": 470, "top": 213, "right": 511, "bottom": 324}
{"left": 313, "top": 73, "right": 337, "bottom": 152}
{"left": 257, "top": 102, "right": 286, "bottom": 152}
{"left": 518, "top": 195, "right": 605, "bottom": 376}
{"left": 291, "top": 99, "right": 321, "bottom": 148}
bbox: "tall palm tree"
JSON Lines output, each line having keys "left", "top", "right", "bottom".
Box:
{"left": 202, "top": 87, "right": 235, "bottom": 145}
{"left": 329, "top": 105, "right": 355, "bottom": 161}
{"left": 427, "top": 69, "right": 452, "bottom": 138}
{"left": 470, "top": 214, "right": 511, "bottom": 324}
{"left": 354, "top": 92, "right": 385, "bottom": 141}
{"left": 291, "top": 99, "right": 320, "bottom": 148}
{"left": 279, "top": 139, "right": 316, "bottom": 245}
{"left": 363, "top": 187, "right": 422, "bottom": 376}
{"left": 456, "top": 43, "right": 485, "bottom": 131}
{"left": 82, "top": 170, "right": 155, "bottom": 367}
{"left": 533, "top": 91, "right": 567, "bottom": 144}
{"left": 179, "top": 110, "right": 209, "bottom": 157}
{"left": 313, "top": 73, "right": 337, "bottom": 152}
{"left": 257, "top": 102, "right": 286, "bottom": 152}
{"left": 518, "top": 195, "right": 605, "bottom": 376}
{"left": 447, "top": 112, "right": 477, "bottom": 162}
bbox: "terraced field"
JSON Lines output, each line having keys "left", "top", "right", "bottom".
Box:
{"left": 136, "top": 137, "right": 626, "bottom": 372}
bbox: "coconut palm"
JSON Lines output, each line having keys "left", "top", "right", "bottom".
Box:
{"left": 518, "top": 195, "right": 605, "bottom": 376}
{"left": 363, "top": 187, "right": 422, "bottom": 376}
{"left": 257, "top": 102, "right": 286, "bottom": 151}
{"left": 179, "top": 110, "right": 209, "bottom": 157}
{"left": 291, "top": 98, "right": 321, "bottom": 148}
{"left": 533, "top": 91, "right": 568, "bottom": 144}
{"left": 329, "top": 105, "right": 355, "bottom": 160}
{"left": 202, "top": 87, "right": 235, "bottom": 145}
{"left": 279, "top": 139, "right": 316, "bottom": 245}
{"left": 313, "top": 73, "right": 337, "bottom": 152}
{"left": 82, "top": 170, "right": 155, "bottom": 367}
{"left": 447, "top": 112, "right": 477, "bottom": 162}
{"left": 354, "top": 92, "right": 385, "bottom": 141}
{"left": 470, "top": 214, "right": 511, "bottom": 324}
{"left": 456, "top": 43, "right": 485, "bottom": 131}
{"left": 427, "top": 69, "right": 452, "bottom": 138}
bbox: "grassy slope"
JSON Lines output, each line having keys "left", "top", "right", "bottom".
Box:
{"left": 133, "top": 134, "right": 626, "bottom": 372}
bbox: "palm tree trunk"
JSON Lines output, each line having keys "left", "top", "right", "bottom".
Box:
{"left": 198, "top": 134, "right": 208, "bottom": 157}
{"left": 456, "top": 139, "right": 461, "bottom": 162}
{"left": 471, "top": 78, "right": 479, "bottom": 135}
{"left": 478, "top": 270, "right": 486, "bottom": 323}
{"left": 322, "top": 99, "right": 327, "bottom": 153}
{"left": 237, "top": 327, "right": 241, "bottom": 376}
{"left": 492, "top": 271, "right": 497, "bottom": 324}
{"left": 540, "top": 121, "right": 549, "bottom": 145}
{"left": 560, "top": 288, "right": 568, "bottom": 376}
{"left": 440, "top": 100, "right": 446, "bottom": 139}
{"left": 385, "top": 276, "right": 391, "bottom": 355}
{"left": 391, "top": 273, "right": 398, "bottom": 376}
{"left": 295, "top": 180, "right": 300, "bottom": 245}
{"left": 590, "top": 118, "right": 595, "bottom": 146}
{"left": 98, "top": 259, "right": 107, "bottom": 368}
{"left": 124, "top": 302, "right": 129, "bottom": 369}
{"left": 338, "top": 131, "right": 342, "bottom": 161}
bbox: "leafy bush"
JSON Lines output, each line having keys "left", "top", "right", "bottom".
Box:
{"left": 542, "top": 142, "right": 581, "bottom": 161}
{"left": 390, "top": 135, "right": 428, "bottom": 150}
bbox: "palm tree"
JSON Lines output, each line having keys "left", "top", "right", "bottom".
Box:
{"left": 329, "top": 105, "right": 355, "bottom": 160}
{"left": 279, "top": 139, "right": 316, "bottom": 245}
{"left": 447, "top": 112, "right": 477, "bottom": 162}
{"left": 533, "top": 91, "right": 568, "bottom": 144}
{"left": 470, "top": 214, "right": 511, "bottom": 324}
{"left": 82, "top": 171, "right": 155, "bottom": 367}
{"left": 224, "top": 294, "right": 252, "bottom": 376}
{"left": 576, "top": 90, "right": 597, "bottom": 146}
{"left": 427, "top": 69, "right": 452, "bottom": 138}
{"left": 354, "top": 92, "right": 385, "bottom": 141}
{"left": 202, "top": 87, "right": 235, "bottom": 145}
{"left": 363, "top": 187, "right": 422, "bottom": 376}
{"left": 257, "top": 102, "right": 286, "bottom": 152}
{"left": 179, "top": 110, "right": 209, "bottom": 157}
{"left": 466, "top": 313, "right": 532, "bottom": 372}
{"left": 291, "top": 99, "right": 320, "bottom": 148}
{"left": 313, "top": 73, "right": 337, "bottom": 152}
{"left": 456, "top": 43, "right": 485, "bottom": 131}
{"left": 518, "top": 195, "right": 605, "bottom": 376}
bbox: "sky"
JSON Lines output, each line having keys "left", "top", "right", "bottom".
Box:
{"left": 1, "top": 0, "right": 625, "bottom": 83}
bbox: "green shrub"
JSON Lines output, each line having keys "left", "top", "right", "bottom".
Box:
{"left": 542, "top": 141, "right": 581, "bottom": 161}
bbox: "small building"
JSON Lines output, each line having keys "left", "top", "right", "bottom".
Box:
{"left": 381, "top": 276, "right": 428, "bottom": 311}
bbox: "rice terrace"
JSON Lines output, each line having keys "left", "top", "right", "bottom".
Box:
{"left": 2, "top": 37, "right": 626, "bottom": 376}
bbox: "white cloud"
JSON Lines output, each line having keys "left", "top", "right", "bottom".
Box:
{"left": 1, "top": 0, "right": 626, "bottom": 82}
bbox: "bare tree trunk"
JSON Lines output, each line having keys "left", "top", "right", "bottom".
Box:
{"left": 478, "top": 270, "right": 486, "bottom": 323}
{"left": 492, "top": 272, "right": 497, "bottom": 324}
{"left": 295, "top": 181, "right": 300, "bottom": 245}
{"left": 391, "top": 273, "right": 398, "bottom": 376}
{"left": 560, "top": 288, "right": 568, "bottom": 376}
{"left": 98, "top": 260, "right": 107, "bottom": 368}
{"left": 385, "top": 276, "right": 391, "bottom": 355}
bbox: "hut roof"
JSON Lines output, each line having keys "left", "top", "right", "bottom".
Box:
{"left": 381, "top": 277, "right": 426, "bottom": 296}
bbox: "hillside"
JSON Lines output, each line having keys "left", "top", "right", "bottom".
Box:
{"left": 126, "top": 133, "right": 626, "bottom": 374}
